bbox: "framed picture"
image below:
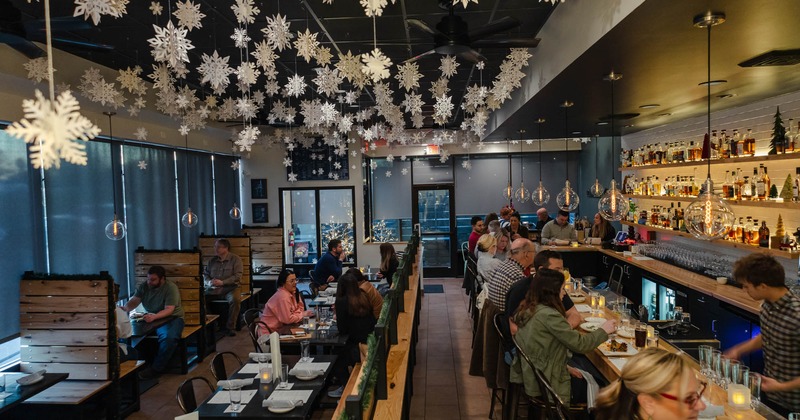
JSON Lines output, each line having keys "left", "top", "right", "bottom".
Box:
{"left": 251, "top": 179, "right": 267, "bottom": 199}
{"left": 252, "top": 203, "right": 268, "bottom": 223}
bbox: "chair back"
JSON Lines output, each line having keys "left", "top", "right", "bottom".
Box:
{"left": 210, "top": 351, "right": 243, "bottom": 381}
{"left": 248, "top": 320, "right": 271, "bottom": 353}
{"left": 308, "top": 269, "right": 316, "bottom": 283}
{"left": 176, "top": 376, "right": 214, "bottom": 413}
{"left": 511, "top": 335, "right": 570, "bottom": 420}
{"left": 241, "top": 308, "right": 261, "bottom": 327}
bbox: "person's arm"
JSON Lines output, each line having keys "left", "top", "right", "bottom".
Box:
{"left": 121, "top": 296, "right": 142, "bottom": 313}
{"left": 220, "top": 255, "right": 243, "bottom": 286}
{"left": 761, "top": 375, "right": 800, "bottom": 393}
{"left": 569, "top": 225, "right": 578, "bottom": 241}
{"left": 275, "top": 294, "right": 304, "bottom": 325}
{"left": 543, "top": 309, "right": 608, "bottom": 353}
{"left": 565, "top": 307, "right": 582, "bottom": 328}
{"left": 540, "top": 223, "right": 553, "bottom": 244}
{"left": 723, "top": 335, "right": 762, "bottom": 360}
{"left": 144, "top": 305, "right": 175, "bottom": 322}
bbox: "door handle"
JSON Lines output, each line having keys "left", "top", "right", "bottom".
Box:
{"left": 712, "top": 319, "right": 717, "bottom": 333}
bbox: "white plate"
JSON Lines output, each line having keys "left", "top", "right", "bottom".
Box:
{"left": 585, "top": 317, "right": 606, "bottom": 324}
{"left": 598, "top": 339, "right": 638, "bottom": 357}
{"left": 294, "top": 372, "right": 320, "bottom": 381}
{"left": 17, "top": 373, "right": 44, "bottom": 386}
{"left": 568, "top": 294, "right": 586, "bottom": 303}
{"left": 267, "top": 406, "right": 295, "bottom": 414}
{"left": 617, "top": 328, "right": 635, "bottom": 339}
{"left": 580, "top": 322, "right": 602, "bottom": 332}
{"left": 574, "top": 304, "right": 592, "bottom": 313}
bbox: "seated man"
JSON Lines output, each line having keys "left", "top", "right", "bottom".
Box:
{"left": 541, "top": 210, "right": 578, "bottom": 245}
{"left": 313, "top": 239, "right": 345, "bottom": 290}
{"left": 534, "top": 207, "right": 553, "bottom": 231}
{"left": 204, "top": 238, "right": 243, "bottom": 336}
{"left": 120, "top": 265, "right": 184, "bottom": 379}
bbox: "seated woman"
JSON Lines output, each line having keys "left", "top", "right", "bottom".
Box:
{"left": 593, "top": 348, "right": 707, "bottom": 420}
{"left": 493, "top": 228, "right": 511, "bottom": 262}
{"left": 511, "top": 269, "right": 616, "bottom": 404}
{"left": 475, "top": 234, "right": 501, "bottom": 284}
{"left": 344, "top": 268, "right": 383, "bottom": 319}
{"left": 590, "top": 213, "right": 617, "bottom": 242}
{"left": 260, "top": 269, "right": 314, "bottom": 334}
{"left": 376, "top": 242, "right": 399, "bottom": 286}
{"left": 508, "top": 212, "right": 530, "bottom": 241}
{"left": 327, "top": 270, "right": 378, "bottom": 398}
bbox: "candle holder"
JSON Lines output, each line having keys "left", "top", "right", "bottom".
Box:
{"left": 728, "top": 383, "right": 751, "bottom": 410}
{"left": 259, "top": 365, "right": 272, "bottom": 384}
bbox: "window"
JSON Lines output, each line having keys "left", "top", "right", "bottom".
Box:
{"left": 368, "top": 158, "right": 412, "bottom": 242}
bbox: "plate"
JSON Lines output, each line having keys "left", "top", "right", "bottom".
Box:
{"left": 598, "top": 339, "right": 638, "bottom": 357}
{"left": 294, "top": 372, "right": 320, "bottom": 381}
{"left": 580, "top": 322, "right": 601, "bottom": 332}
{"left": 568, "top": 294, "right": 586, "bottom": 303}
{"left": 617, "top": 328, "right": 635, "bottom": 339}
{"left": 585, "top": 317, "right": 606, "bottom": 324}
{"left": 17, "top": 373, "right": 44, "bottom": 386}
{"left": 267, "top": 406, "right": 296, "bottom": 414}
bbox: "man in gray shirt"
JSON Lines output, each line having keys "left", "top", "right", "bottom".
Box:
{"left": 204, "top": 238, "right": 243, "bottom": 336}
{"left": 541, "top": 210, "right": 578, "bottom": 245}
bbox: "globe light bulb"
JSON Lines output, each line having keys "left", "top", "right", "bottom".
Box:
{"left": 229, "top": 203, "right": 241, "bottom": 220}
{"left": 556, "top": 180, "right": 580, "bottom": 212}
{"left": 598, "top": 179, "right": 627, "bottom": 221}
{"left": 105, "top": 213, "right": 126, "bottom": 240}
{"left": 532, "top": 181, "right": 550, "bottom": 206}
{"left": 684, "top": 177, "right": 735, "bottom": 240}
{"left": 181, "top": 207, "right": 199, "bottom": 228}
{"left": 589, "top": 178, "right": 606, "bottom": 198}
{"left": 502, "top": 182, "right": 513, "bottom": 201}
{"left": 514, "top": 182, "right": 531, "bottom": 203}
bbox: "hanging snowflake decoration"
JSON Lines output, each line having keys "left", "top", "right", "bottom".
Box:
{"left": 179, "top": 125, "right": 190, "bottom": 136}
{"left": 360, "top": 0, "right": 389, "bottom": 17}
{"left": 231, "top": 0, "right": 260, "bottom": 25}
{"left": 282, "top": 157, "right": 292, "bottom": 167}
{"left": 462, "top": 159, "right": 472, "bottom": 170}
{"left": 453, "top": 0, "right": 479, "bottom": 8}
{"left": 402, "top": 92, "right": 423, "bottom": 115}
{"left": 385, "top": 170, "right": 392, "bottom": 178}
{"left": 235, "top": 96, "right": 257, "bottom": 119}
{"left": 344, "top": 90, "right": 359, "bottom": 104}
{"left": 231, "top": 27, "right": 251, "bottom": 48}
{"left": 117, "top": 65, "right": 147, "bottom": 96}
{"left": 321, "top": 102, "right": 338, "bottom": 125}
{"left": 263, "top": 14, "right": 292, "bottom": 52}
{"left": 439, "top": 149, "right": 451, "bottom": 163}
{"left": 284, "top": 74, "right": 307, "bottom": 98}
{"left": 235, "top": 125, "right": 260, "bottom": 152}
{"left": 149, "top": 21, "right": 194, "bottom": 70}
{"left": 265, "top": 79, "right": 280, "bottom": 96}
{"left": 73, "top": 0, "right": 128, "bottom": 26}
{"left": 463, "top": 84, "right": 488, "bottom": 110}
{"left": 361, "top": 48, "right": 392, "bottom": 83}
{"left": 149, "top": 1, "right": 162, "bottom": 15}
{"left": 134, "top": 126, "right": 148, "bottom": 140}
{"left": 439, "top": 55, "right": 459, "bottom": 78}
{"left": 312, "top": 46, "right": 332, "bottom": 66}
{"left": 231, "top": 161, "right": 240, "bottom": 170}
{"left": 336, "top": 50, "right": 363, "bottom": 83}
{"left": 313, "top": 66, "right": 343, "bottom": 96}
{"left": 294, "top": 29, "right": 320, "bottom": 63}
{"left": 252, "top": 40, "right": 277, "bottom": 73}
{"left": 433, "top": 94, "right": 454, "bottom": 123}
{"left": 174, "top": 0, "right": 205, "bottom": 31}
{"left": 288, "top": 172, "right": 298, "bottom": 182}
{"left": 197, "top": 51, "right": 234, "bottom": 94}
{"left": 7, "top": 90, "right": 101, "bottom": 169}
{"left": 23, "top": 57, "right": 52, "bottom": 83}
{"left": 401, "top": 167, "right": 409, "bottom": 176}
{"left": 79, "top": 68, "right": 126, "bottom": 109}
{"left": 235, "top": 62, "right": 260, "bottom": 89}
{"left": 430, "top": 77, "right": 450, "bottom": 97}
{"left": 395, "top": 62, "right": 422, "bottom": 92}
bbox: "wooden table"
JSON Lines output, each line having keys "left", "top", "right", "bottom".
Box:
{"left": 196, "top": 354, "right": 336, "bottom": 419}
{"left": 0, "top": 372, "right": 69, "bottom": 416}
{"left": 275, "top": 326, "right": 348, "bottom": 355}
{"left": 129, "top": 315, "right": 175, "bottom": 347}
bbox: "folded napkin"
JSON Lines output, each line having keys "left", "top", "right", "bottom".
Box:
{"left": 574, "top": 367, "right": 599, "bottom": 409}
{"left": 249, "top": 353, "right": 272, "bottom": 362}
{"left": 289, "top": 367, "right": 325, "bottom": 377}
{"left": 698, "top": 397, "right": 724, "bottom": 419}
{"left": 262, "top": 399, "right": 303, "bottom": 409}
{"left": 217, "top": 378, "right": 254, "bottom": 389}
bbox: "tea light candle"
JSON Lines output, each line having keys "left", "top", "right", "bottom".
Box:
{"left": 646, "top": 326, "right": 655, "bottom": 338}
{"left": 728, "top": 384, "right": 751, "bottom": 410}
{"left": 259, "top": 367, "right": 272, "bottom": 384}
{"left": 308, "top": 319, "right": 316, "bottom": 330}
{"left": 598, "top": 295, "right": 606, "bottom": 309}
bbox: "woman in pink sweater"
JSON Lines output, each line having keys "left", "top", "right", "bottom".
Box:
{"left": 260, "top": 269, "right": 314, "bottom": 334}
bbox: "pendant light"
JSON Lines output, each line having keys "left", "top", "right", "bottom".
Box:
{"left": 181, "top": 133, "right": 199, "bottom": 228}
{"left": 556, "top": 101, "right": 579, "bottom": 212}
{"left": 532, "top": 118, "right": 550, "bottom": 206}
{"left": 599, "top": 71, "right": 627, "bottom": 221}
{"left": 229, "top": 149, "right": 241, "bottom": 220}
{"left": 514, "top": 129, "right": 531, "bottom": 203}
{"left": 684, "top": 11, "right": 734, "bottom": 240}
{"left": 588, "top": 135, "right": 605, "bottom": 198}
{"left": 104, "top": 111, "right": 126, "bottom": 240}
{"left": 501, "top": 138, "right": 513, "bottom": 204}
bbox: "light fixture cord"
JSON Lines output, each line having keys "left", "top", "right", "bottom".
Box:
{"left": 185, "top": 134, "right": 190, "bottom": 209}
{"left": 610, "top": 78, "right": 616, "bottom": 184}
{"left": 537, "top": 122, "right": 543, "bottom": 181}
{"left": 564, "top": 105, "right": 569, "bottom": 182}
{"left": 706, "top": 22, "right": 712, "bottom": 179}
{"left": 108, "top": 113, "right": 117, "bottom": 215}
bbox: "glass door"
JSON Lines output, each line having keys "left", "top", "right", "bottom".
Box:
{"left": 412, "top": 185, "right": 456, "bottom": 277}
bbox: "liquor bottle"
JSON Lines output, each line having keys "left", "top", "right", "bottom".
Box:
{"left": 710, "top": 131, "right": 719, "bottom": 160}
{"left": 727, "top": 217, "right": 737, "bottom": 241}
{"left": 655, "top": 144, "right": 664, "bottom": 164}
{"left": 671, "top": 203, "right": 680, "bottom": 230}
{"left": 741, "top": 176, "right": 752, "bottom": 200}
{"left": 750, "top": 219, "right": 760, "bottom": 246}
{"left": 735, "top": 129, "right": 745, "bottom": 157}
{"left": 794, "top": 167, "right": 800, "bottom": 201}
{"left": 722, "top": 171, "right": 732, "bottom": 198}
{"left": 762, "top": 165, "right": 770, "bottom": 198}
{"left": 735, "top": 217, "right": 744, "bottom": 242}
{"left": 759, "top": 221, "right": 771, "bottom": 248}
{"left": 677, "top": 202, "right": 686, "bottom": 232}
{"left": 745, "top": 128, "right": 756, "bottom": 156}
{"left": 721, "top": 130, "right": 730, "bottom": 159}
{"left": 743, "top": 216, "right": 753, "bottom": 243}
{"left": 735, "top": 168, "right": 744, "bottom": 200}
{"left": 787, "top": 119, "right": 795, "bottom": 153}
{"left": 691, "top": 176, "right": 699, "bottom": 197}
{"left": 653, "top": 176, "right": 662, "bottom": 196}
{"left": 731, "top": 129, "right": 740, "bottom": 157}
{"left": 754, "top": 167, "right": 763, "bottom": 200}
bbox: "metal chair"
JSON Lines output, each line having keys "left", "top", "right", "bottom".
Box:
{"left": 176, "top": 376, "right": 214, "bottom": 414}
{"left": 489, "top": 313, "right": 509, "bottom": 420}
{"left": 248, "top": 320, "right": 271, "bottom": 353}
{"left": 241, "top": 307, "right": 261, "bottom": 328}
{"left": 210, "top": 351, "right": 244, "bottom": 381}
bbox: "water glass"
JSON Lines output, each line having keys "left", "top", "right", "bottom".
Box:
{"left": 300, "top": 340, "right": 311, "bottom": 361}
{"left": 789, "top": 414, "right": 800, "bottom": 420}
{"left": 749, "top": 373, "right": 762, "bottom": 408}
{"left": 738, "top": 366, "right": 750, "bottom": 388}
{"left": 647, "top": 330, "right": 659, "bottom": 348}
{"left": 711, "top": 350, "right": 723, "bottom": 384}
{"left": 281, "top": 364, "right": 289, "bottom": 387}
{"left": 698, "top": 345, "right": 712, "bottom": 377}
{"left": 721, "top": 357, "right": 732, "bottom": 389}
{"left": 229, "top": 386, "right": 242, "bottom": 411}
{"left": 728, "top": 360, "right": 742, "bottom": 385}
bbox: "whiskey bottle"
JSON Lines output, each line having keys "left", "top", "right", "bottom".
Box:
{"left": 795, "top": 167, "right": 800, "bottom": 201}
{"left": 787, "top": 120, "right": 795, "bottom": 153}
{"left": 734, "top": 168, "right": 744, "bottom": 200}
{"left": 677, "top": 202, "right": 686, "bottom": 232}
{"left": 735, "top": 129, "right": 745, "bottom": 157}
{"left": 759, "top": 221, "right": 771, "bottom": 248}
{"left": 762, "top": 165, "right": 770, "bottom": 198}
{"left": 735, "top": 217, "right": 744, "bottom": 242}
{"left": 741, "top": 176, "right": 752, "bottom": 200}
{"left": 754, "top": 167, "right": 763, "bottom": 201}
{"left": 745, "top": 128, "right": 756, "bottom": 156}
{"left": 743, "top": 216, "right": 753, "bottom": 243}
{"left": 731, "top": 129, "right": 740, "bottom": 157}
{"left": 750, "top": 218, "right": 760, "bottom": 246}
{"left": 722, "top": 171, "right": 732, "bottom": 198}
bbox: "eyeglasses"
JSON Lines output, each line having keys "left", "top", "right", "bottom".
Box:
{"left": 659, "top": 381, "right": 707, "bottom": 408}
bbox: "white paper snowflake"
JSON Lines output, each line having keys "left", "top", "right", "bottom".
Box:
{"left": 23, "top": 57, "right": 52, "bottom": 83}
{"left": 251, "top": 40, "right": 277, "bottom": 72}
{"left": 361, "top": 0, "right": 389, "bottom": 17}
{"left": 294, "top": 29, "right": 320, "bottom": 63}
{"left": 117, "top": 66, "right": 147, "bottom": 95}
{"left": 439, "top": 149, "right": 451, "bottom": 163}
{"left": 336, "top": 50, "right": 363, "bottom": 83}
{"left": 464, "top": 84, "right": 488, "bottom": 110}
{"left": 401, "top": 167, "right": 408, "bottom": 176}
{"left": 231, "top": 161, "right": 240, "bottom": 170}
{"left": 174, "top": 0, "right": 204, "bottom": 31}
{"left": 197, "top": 51, "right": 233, "bottom": 94}
{"left": 288, "top": 172, "right": 298, "bottom": 182}
{"left": 178, "top": 125, "right": 190, "bottom": 136}
{"left": 74, "top": 0, "right": 127, "bottom": 26}
{"left": 402, "top": 92, "right": 423, "bottom": 115}
{"left": 231, "top": 0, "right": 259, "bottom": 25}
{"left": 394, "top": 62, "right": 421, "bottom": 92}
{"left": 361, "top": 48, "right": 392, "bottom": 83}
{"left": 7, "top": 90, "right": 100, "bottom": 169}
{"left": 434, "top": 94, "right": 454, "bottom": 121}
{"left": 263, "top": 14, "right": 292, "bottom": 52}
{"left": 235, "top": 125, "right": 260, "bottom": 151}
{"left": 138, "top": 160, "right": 148, "bottom": 170}
{"left": 149, "top": 1, "right": 162, "bottom": 15}
{"left": 231, "top": 27, "right": 251, "bottom": 48}
{"left": 453, "top": 0, "right": 479, "bottom": 8}
{"left": 313, "top": 66, "right": 343, "bottom": 96}
{"left": 79, "top": 68, "right": 126, "bottom": 109}
{"left": 284, "top": 74, "right": 306, "bottom": 98}
{"left": 385, "top": 170, "right": 392, "bottom": 178}
{"left": 235, "top": 62, "right": 260, "bottom": 89}
{"left": 149, "top": 21, "right": 194, "bottom": 70}
{"left": 133, "top": 127, "right": 148, "bottom": 140}
{"left": 283, "top": 157, "right": 292, "bottom": 167}
{"left": 321, "top": 102, "right": 338, "bottom": 124}
{"left": 439, "top": 55, "right": 459, "bottom": 78}
{"left": 430, "top": 77, "right": 449, "bottom": 97}
{"left": 265, "top": 79, "right": 280, "bottom": 96}
{"left": 462, "top": 159, "right": 472, "bottom": 170}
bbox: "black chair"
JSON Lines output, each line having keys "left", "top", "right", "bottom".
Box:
{"left": 210, "top": 351, "right": 244, "bottom": 381}
{"left": 176, "top": 376, "right": 215, "bottom": 413}
{"left": 241, "top": 307, "right": 261, "bottom": 328}
{"left": 489, "top": 313, "right": 509, "bottom": 420}
{"left": 248, "top": 320, "right": 271, "bottom": 353}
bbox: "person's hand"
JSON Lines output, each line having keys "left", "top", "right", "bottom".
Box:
{"left": 143, "top": 313, "right": 157, "bottom": 323}
{"left": 339, "top": 252, "right": 346, "bottom": 261}
{"left": 512, "top": 233, "right": 521, "bottom": 240}
{"left": 567, "top": 366, "right": 583, "bottom": 378}
{"left": 327, "top": 275, "right": 335, "bottom": 283}
{"left": 760, "top": 375, "right": 783, "bottom": 392}
{"left": 304, "top": 310, "right": 316, "bottom": 317}
{"left": 376, "top": 272, "right": 384, "bottom": 279}
{"left": 318, "top": 284, "right": 328, "bottom": 291}
{"left": 723, "top": 348, "right": 741, "bottom": 361}
{"left": 212, "top": 279, "right": 224, "bottom": 287}
{"left": 601, "top": 319, "right": 617, "bottom": 334}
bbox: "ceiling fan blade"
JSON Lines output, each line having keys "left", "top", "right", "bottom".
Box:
{"left": 0, "top": 32, "right": 44, "bottom": 58}
{"left": 468, "top": 16, "right": 520, "bottom": 41}
{"left": 407, "top": 19, "right": 437, "bottom": 36}
{"left": 457, "top": 49, "right": 486, "bottom": 64}
{"left": 471, "top": 37, "right": 541, "bottom": 48}
{"left": 402, "top": 48, "right": 437, "bottom": 64}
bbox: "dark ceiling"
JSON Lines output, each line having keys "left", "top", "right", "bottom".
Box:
{"left": 2, "top": 0, "right": 553, "bottom": 130}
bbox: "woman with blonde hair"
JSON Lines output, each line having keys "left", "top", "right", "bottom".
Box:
{"left": 475, "top": 234, "right": 501, "bottom": 284}
{"left": 593, "top": 348, "right": 707, "bottom": 420}
{"left": 377, "top": 242, "right": 399, "bottom": 286}
{"left": 590, "top": 213, "right": 617, "bottom": 242}
{"left": 493, "top": 228, "right": 511, "bottom": 261}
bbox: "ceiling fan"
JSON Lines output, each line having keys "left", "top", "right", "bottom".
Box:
{"left": 405, "top": 7, "right": 540, "bottom": 64}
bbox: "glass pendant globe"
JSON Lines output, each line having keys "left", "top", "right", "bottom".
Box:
{"left": 229, "top": 203, "right": 241, "bottom": 220}
{"left": 514, "top": 182, "right": 531, "bottom": 203}
{"left": 589, "top": 178, "right": 606, "bottom": 198}
{"left": 556, "top": 180, "right": 580, "bottom": 212}
{"left": 181, "top": 207, "right": 199, "bottom": 228}
{"left": 598, "top": 179, "right": 626, "bottom": 221}
{"left": 104, "top": 214, "right": 126, "bottom": 240}
{"left": 502, "top": 183, "right": 513, "bottom": 201}
{"left": 532, "top": 181, "right": 550, "bottom": 206}
{"left": 684, "top": 178, "right": 735, "bottom": 240}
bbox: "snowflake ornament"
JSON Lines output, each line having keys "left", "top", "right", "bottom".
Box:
{"left": 7, "top": 90, "right": 101, "bottom": 169}
{"left": 252, "top": 41, "right": 277, "bottom": 72}
{"left": 439, "top": 55, "right": 459, "bottom": 78}
{"left": 402, "top": 92, "right": 423, "bottom": 115}
{"left": 231, "top": 27, "right": 251, "bottom": 48}
{"left": 197, "top": 51, "right": 234, "bottom": 94}
{"left": 283, "top": 157, "right": 292, "bottom": 167}
{"left": 462, "top": 159, "right": 472, "bottom": 170}
{"left": 174, "top": 0, "right": 205, "bottom": 31}
{"left": 138, "top": 160, "right": 148, "bottom": 170}
{"left": 263, "top": 14, "right": 292, "bottom": 52}
{"left": 134, "top": 127, "right": 148, "bottom": 140}
{"left": 401, "top": 167, "right": 408, "bottom": 176}
{"left": 361, "top": 48, "right": 392, "bottom": 83}
{"left": 117, "top": 66, "right": 147, "bottom": 95}
{"left": 149, "top": 1, "right": 162, "bottom": 15}
{"left": 336, "top": 50, "right": 363, "bottom": 83}
{"left": 385, "top": 170, "right": 392, "bottom": 178}
{"left": 361, "top": 0, "right": 389, "bottom": 17}
{"left": 313, "top": 66, "right": 343, "bottom": 96}
{"left": 235, "top": 62, "right": 260, "bottom": 89}
{"left": 386, "top": 154, "right": 394, "bottom": 163}
{"left": 231, "top": 0, "right": 260, "bottom": 25}
{"left": 288, "top": 172, "right": 298, "bottom": 182}
{"left": 464, "top": 84, "right": 488, "bottom": 110}
{"left": 453, "top": 0, "right": 479, "bottom": 8}
{"left": 395, "top": 62, "right": 422, "bottom": 92}
{"left": 235, "top": 125, "right": 260, "bottom": 151}
{"left": 315, "top": 46, "right": 333, "bottom": 66}
{"left": 24, "top": 57, "right": 53, "bottom": 83}
{"left": 73, "top": 0, "right": 128, "bottom": 26}
{"left": 433, "top": 94, "right": 454, "bottom": 122}
{"left": 149, "top": 21, "right": 194, "bottom": 70}
{"left": 179, "top": 125, "right": 190, "bottom": 136}
{"left": 439, "top": 149, "right": 451, "bottom": 163}
{"left": 283, "top": 74, "right": 306, "bottom": 98}
{"left": 430, "top": 77, "right": 450, "bottom": 97}
{"left": 294, "top": 29, "right": 320, "bottom": 63}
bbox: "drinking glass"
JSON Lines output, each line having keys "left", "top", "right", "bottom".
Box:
{"left": 721, "top": 357, "right": 732, "bottom": 389}
{"left": 562, "top": 268, "right": 571, "bottom": 284}
{"left": 739, "top": 366, "right": 750, "bottom": 388}
{"left": 590, "top": 292, "right": 600, "bottom": 312}
{"left": 729, "top": 360, "right": 742, "bottom": 385}
{"left": 281, "top": 364, "right": 289, "bottom": 387}
{"left": 750, "top": 373, "right": 762, "bottom": 409}
{"left": 673, "top": 306, "right": 683, "bottom": 322}
{"left": 789, "top": 414, "right": 800, "bottom": 420}
{"left": 635, "top": 323, "right": 647, "bottom": 348}
{"left": 647, "top": 330, "right": 659, "bottom": 348}
{"left": 711, "top": 350, "right": 723, "bottom": 385}
{"left": 300, "top": 340, "right": 311, "bottom": 361}
{"left": 698, "top": 345, "right": 712, "bottom": 377}
{"left": 229, "top": 386, "right": 242, "bottom": 411}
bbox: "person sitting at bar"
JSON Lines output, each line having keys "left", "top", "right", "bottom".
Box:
{"left": 260, "top": 269, "right": 314, "bottom": 334}
{"left": 508, "top": 212, "right": 530, "bottom": 241}
{"left": 120, "top": 265, "right": 184, "bottom": 380}
{"left": 376, "top": 242, "right": 399, "bottom": 286}
{"left": 486, "top": 220, "right": 501, "bottom": 235}
{"left": 313, "top": 239, "right": 345, "bottom": 291}
{"left": 541, "top": 210, "right": 578, "bottom": 245}
{"left": 510, "top": 269, "right": 615, "bottom": 405}
{"left": 593, "top": 348, "right": 707, "bottom": 420}
{"left": 484, "top": 212, "right": 499, "bottom": 228}
{"left": 203, "top": 238, "right": 243, "bottom": 336}
{"left": 476, "top": 234, "right": 501, "bottom": 284}
{"left": 589, "top": 213, "right": 617, "bottom": 242}
{"left": 500, "top": 205, "right": 513, "bottom": 229}
{"left": 535, "top": 207, "right": 553, "bottom": 231}
{"left": 468, "top": 215, "right": 485, "bottom": 256}
{"left": 327, "top": 269, "right": 377, "bottom": 398}
{"left": 493, "top": 228, "right": 511, "bottom": 262}
{"left": 344, "top": 268, "right": 383, "bottom": 319}
{"left": 487, "top": 239, "right": 536, "bottom": 314}
{"left": 723, "top": 253, "right": 800, "bottom": 415}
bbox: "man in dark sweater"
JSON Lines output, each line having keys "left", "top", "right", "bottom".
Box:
{"left": 313, "top": 239, "right": 345, "bottom": 290}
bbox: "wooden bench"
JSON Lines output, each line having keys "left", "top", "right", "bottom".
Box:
{"left": 242, "top": 226, "right": 284, "bottom": 299}
{"left": 199, "top": 235, "right": 255, "bottom": 331}
{"left": 19, "top": 272, "right": 122, "bottom": 419}
{"left": 134, "top": 248, "right": 207, "bottom": 372}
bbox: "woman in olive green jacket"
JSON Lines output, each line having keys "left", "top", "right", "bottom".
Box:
{"left": 510, "top": 269, "right": 616, "bottom": 403}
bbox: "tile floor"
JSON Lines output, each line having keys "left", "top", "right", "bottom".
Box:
{"left": 128, "top": 278, "right": 497, "bottom": 419}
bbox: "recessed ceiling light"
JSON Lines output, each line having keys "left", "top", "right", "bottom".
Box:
{"left": 717, "top": 93, "right": 736, "bottom": 99}
{"left": 596, "top": 121, "right": 609, "bottom": 126}
{"left": 657, "top": 113, "right": 672, "bottom": 117}
{"left": 571, "top": 131, "right": 582, "bottom": 135}
{"left": 698, "top": 80, "right": 728, "bottom": 86}
{"left": 639, "top": 104, "right": 660, "bottom": 109}
{"left": 624, "top": 124, "right": 634, "bottom": 128}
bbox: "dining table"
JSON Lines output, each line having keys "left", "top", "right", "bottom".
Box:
{"left": 0, "top": 372, "right": 69, "bottom": 416}
{"left": 195, "top": 354, "right": 337, "bottom": 419}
